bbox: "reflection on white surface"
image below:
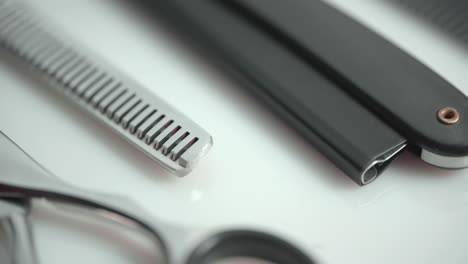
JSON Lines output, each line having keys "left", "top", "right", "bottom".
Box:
{"left": 191, "top": 189, "right": 204, "bottom": 202}
{"left": 0, "top": 0, "right": 467, "bottom": 263}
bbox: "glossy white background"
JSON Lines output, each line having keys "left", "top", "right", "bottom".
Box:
{"left": 1, "top": 0, "right": 468, "bottom": 263}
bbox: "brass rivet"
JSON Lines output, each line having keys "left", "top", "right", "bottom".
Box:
{"left": 437, "top": 107, "right": 460, "bottom": 125}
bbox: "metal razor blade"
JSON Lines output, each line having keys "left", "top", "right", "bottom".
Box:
{"left": 0, "top": 0, "right": 213, "bottom": 176}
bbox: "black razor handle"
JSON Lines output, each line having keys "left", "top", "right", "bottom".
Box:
{"left": 140, "top": 0, "right": 407, "bottom": 185}
{"left": 223, "top": 0, "right": 468, "bottom": 159}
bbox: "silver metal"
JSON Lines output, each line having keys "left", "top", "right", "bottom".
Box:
{"left": 113, "top": 96, "right": 140, "bottom": 123}
{"left": 361, "top": 143, "right": 407, "bottom": 185}
{"left": 1, "top": 16, "right": 34, "bottom": 47}
{"left": 121, "top": 103, "right": 148, "bottom": 129}
{"left": 54, "top": 56, "right": 85, "bottom": 81}
{"left": 145, "top": 116, "right": 171, "bottom": 144}
{"left": 136, "top": 111, "right": 163, "bottom": 139}
{"left": 68, "top": 67, "right": 97, "bottom": 90}
{"left": 36, "top": 45, "right": 69, "bottom": 70}
{"left": 420, "top": 149, "right": 468, "bottom": 169}
{"left": 0, "top": 0, "right": 213, "bottom": 176}
{"left": 0, "top": 200, "right": 37, "bottom": 264}
{"left": 12, "top": 29, "right": 50, "bottom": 59}
{"left": 82, "top": 74, "right": 113, "bottom": 101}
{"left": 62, "top": 62, "right": 90, "bottom": 85}
{"left": 106, "top": 91, "right": 133, "bottom": 118}
{"left": 0, "top": 130, "right": 315, "bottom": 264}
{"left": 162, "top": 129, "right": 187, "bottom": 156}
{"left": 154, "top": 122, "right": 180, "bottom": 150}
{"left": 128, "top": 108, "right": 155, "bottom": 134}
{"left": 0, "top": 130, "right": 170, "bottom": 264}
{"left": 92, "top": 80, "right": 121, "bottom": 108}
{"left": 46, "top": 51, "right": 77, "bottom": 76}
{"left": 75, "top": 71, "right": 106, "bottom": 96}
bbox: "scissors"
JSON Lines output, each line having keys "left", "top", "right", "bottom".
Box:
{"left": 0, "top": 130, "right": 316, "bottom": 264}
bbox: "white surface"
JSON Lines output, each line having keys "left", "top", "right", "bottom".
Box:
{"left": 1, "top": 0, "right": 468, "bottom": 263}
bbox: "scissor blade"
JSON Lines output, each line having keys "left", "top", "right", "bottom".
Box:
{"left": 0, "top": 199, "right": 38, "bottom": 264}
{"left": 0, "top": 130, "right": 171, "bottom": 263}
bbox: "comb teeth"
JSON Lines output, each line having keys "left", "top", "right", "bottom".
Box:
{"left": 394, "top": 0, "right": 468, "bottom": 42}
{"left": 0, "top": 1, "right": 213, "bottom": 176}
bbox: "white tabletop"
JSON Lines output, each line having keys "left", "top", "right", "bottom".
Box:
{"left": 1, "top": 0, "right": 468, "bottom": 263}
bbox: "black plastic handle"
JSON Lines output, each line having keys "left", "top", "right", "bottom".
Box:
{"left": 223, "top": 0, "right": 468, "bottom": 157}
{"left": 142, "top": 0, "right": 406, "bottom": 185}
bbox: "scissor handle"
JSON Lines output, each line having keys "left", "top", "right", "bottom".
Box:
{"left": 0, "top": 130, "right": 316, "bottom": 264}
{"left": 187, "top": 230, "right": 315, "bottom": 264}
{"left": 0, "top": 199, "right": 37, "bottom": 264}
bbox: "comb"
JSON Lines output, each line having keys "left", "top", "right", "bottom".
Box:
{"left": 0, "top": 0, "right": 213, "bottom": 176}
{"left": 393, "top": 0, "right": 468, "bottom": 42}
